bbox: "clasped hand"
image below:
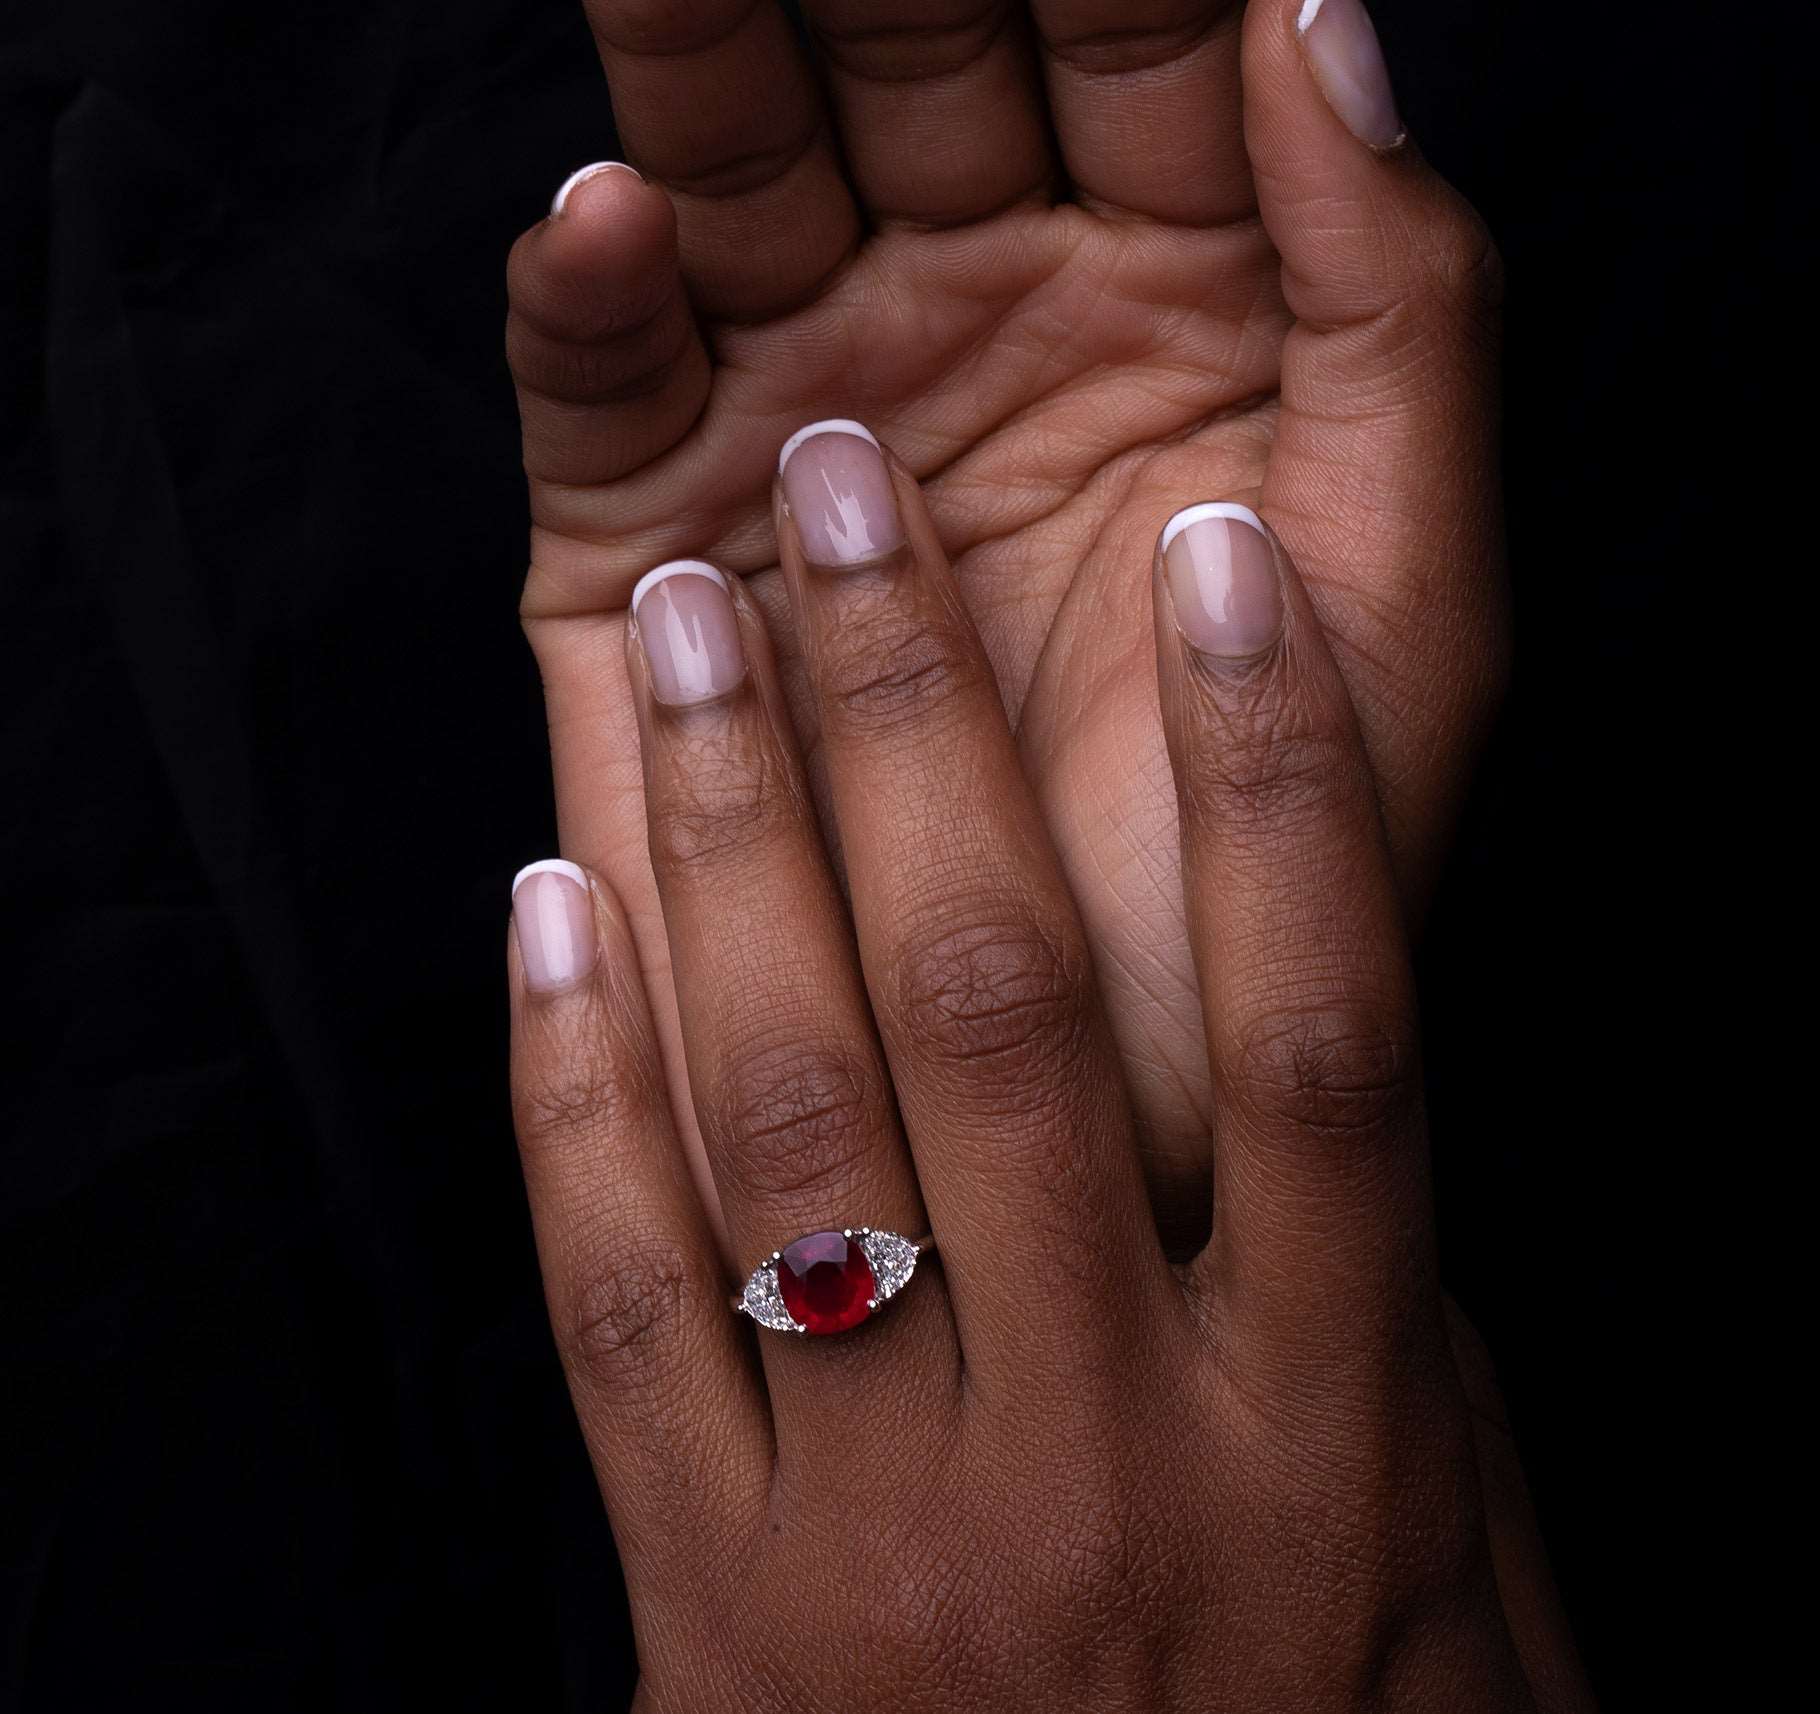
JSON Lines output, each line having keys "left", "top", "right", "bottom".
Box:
{"left": 502, "top": 2, "right": 1589, "bottom": 1709}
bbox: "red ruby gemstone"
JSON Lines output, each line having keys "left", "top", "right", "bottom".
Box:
{"left": 774, "top": 1231, "right": 876, "bottom": 1335}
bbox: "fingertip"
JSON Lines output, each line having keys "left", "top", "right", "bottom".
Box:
{"left": 510, "top": 166, "right": 679, "bottom": 334}
{"left": 629, "top": 559, "right": 730, "bottom": 618}
{"left": 774, "top": 417, "right": 910, "bottom": 571}
{"left": 1158, "top": 501, "right": 1266, "bottom": 557}
{"left": 1242, "top": 0, "right": 1483, "bottom": 334}
{"left": 776, "top": 418, "right": 880, "bottom": 477}
{"left": 512, "top": 857, "right": 590, "bottom": 897}
{"left": 509, "top": 857, "right": 637, "bottom": 999}
{"left": 508, "top": 161, "right": 708, "bottom": 484}
{"left": 510, "top": 858, "right": 598, "bottom": 997}
{"left": 1292, "top": 0, "right": 1406, "bottom": 152}
{"left": 1157, "top": 502, "right": 1284, "bottom": 664}
{"left": 548, "top": 159, "right": 644, "bottom": 219}
{"left": 1244, "top": 0, "right": 1403, "bottom": 166}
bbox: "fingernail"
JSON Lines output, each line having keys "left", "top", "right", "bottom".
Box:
{"left": 512, "top": 860, "right": 596, "bottom": 994}
{"left": 631, "top": 560, "right": 747, "bottom": 707}
{"left": 778, "top": 420, "right": 905, "bottom": 569}
{"left": 1296, "top": 0, "right": 1406, "bottom": 151}
{"left": 1161, "top": 504, "right": 1283, "bottom": 659}
{"left": 549, "top": 160, "right": 643, "bottom": 217}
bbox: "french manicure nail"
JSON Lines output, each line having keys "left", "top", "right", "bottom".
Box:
{"left": 549, "top": 160, "right": 643, "bottom": 217}
{"left": 631, "top": 560, "right": 747, "bottom": 707}
{"left": 1161, "top": 504, "right": 1283, "bottom": 659}
{"left": 512, "top": 860, "right": 596, "bottom": 994}
{"left": 778, "top": 419, "right": 906, "bottom": 569}
{"left": 1297, "top": 0, "right": 1406, "bottom": 151}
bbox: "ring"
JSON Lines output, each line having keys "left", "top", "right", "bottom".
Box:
{"left": 733, "top": 1227, "right": 934, "bottom": 1336}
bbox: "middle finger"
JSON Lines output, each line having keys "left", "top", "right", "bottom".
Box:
{"left": 776, "top": 420, "right": 1175, "bottom": 1378}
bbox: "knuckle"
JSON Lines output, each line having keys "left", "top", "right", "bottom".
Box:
{"left": 522, "top": 335, "right": 674, "bottom": 409}
{"left": 562, "top": 1235, "right": 700, "bottom": 1385}
{"left": 891, "top": 910, "right": 1093, "bottom": 1091}
{"left": 1181, "top": 689, "right": 1352, "bottom": 836}
{"left": 658, "top": 126, "right": 821, "bottom": 203}
{"left": 1039, "top": 3, "right": 1232, "bottom": 76}
{"left": 505, "top": 263, "right": 677, "bottom": 367}
{"left": 593, "top": 0, "right": 746, "bottom": 58}
{"left": 516, "top": 1052, "right": 657, "bottom": 1159}
{"left": 815, "top": 1, "right": 1007, "bottom": 82}
{"left": 1232, "top": 1003, "right": 1419, "bottom": 1143}
{"left": 1415, "top": 199, "right": 1505, "bottom": 319}
{"left": 817, "top": 613, "right": 983, "bottom": 743}
{"left": 707, "top": 1040, "right": 887, "bottom": 1205}
{"left": 648, "top": 735, "right": 801, "bottom": 874}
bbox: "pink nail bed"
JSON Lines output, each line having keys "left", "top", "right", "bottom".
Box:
{"left": 512, "top": 860, "right": 596, "bottom": 994}
{"left": 1297, "top": 0, "right": 1406, "bottom": 151}
{"left": 631, "top": 561, "right": 747, "bottom": 707}
{"left": 778, "top": 419, "right": 906, "bottom": 568}
{"left": 1160, "top": 504, "right": 1283, "bottom": 660}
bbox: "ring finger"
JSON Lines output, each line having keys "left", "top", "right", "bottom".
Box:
{"left": 624, "top": 557, "right": 951, "bottom": 1411}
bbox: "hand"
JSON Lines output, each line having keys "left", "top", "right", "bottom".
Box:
{"left": 506, "top": 472, "right": 1587, "bottom": 1709}
{"left": 507, "top": 0, "right": 1506, "bottom": 1255}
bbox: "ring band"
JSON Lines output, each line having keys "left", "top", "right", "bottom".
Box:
{"left": 733, "top": 1227, "right": 934, "bottom": 1336}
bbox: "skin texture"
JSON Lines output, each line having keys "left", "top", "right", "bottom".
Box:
{"left": 504, "top": 2, "right": 1594, "bottom": 1708}
{"left": 508, "top": 0, "right": 1509, "bottom": 1263}
{"left": 508, "top": 485, "right": 1593, "bottom": 1711}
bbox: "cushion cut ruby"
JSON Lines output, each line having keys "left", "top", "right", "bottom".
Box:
{"left": 775, "top": 1231, "right": 875, "bottom": 1335}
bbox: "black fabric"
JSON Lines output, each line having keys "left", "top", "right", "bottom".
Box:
{"left": 2, "top": 2, "right": 1738, "bottom": 1707}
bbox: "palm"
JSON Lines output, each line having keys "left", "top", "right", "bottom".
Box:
{"left": 514, "top": 1, "right": 1504, "bottom": 1253}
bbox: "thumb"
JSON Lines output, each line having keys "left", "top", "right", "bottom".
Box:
{"left": 1243, "top": 0, "right": 1508, "bottom": 912}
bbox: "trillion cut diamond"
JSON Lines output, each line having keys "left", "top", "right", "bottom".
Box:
{"left": 856, "top": 1228, "right": 918, "bottom": 1302}
{"left": 740, "top": 1258, "right": 803, "bottom": 1332}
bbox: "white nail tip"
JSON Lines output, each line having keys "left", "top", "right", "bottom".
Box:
{"left": 549, "top": 161, "right": 640, "bottom": 217}
{"left": 777, "top": 419, "right": 880, "bottom": 474}
{"left": 1297, "top": 0, "right": 1325, "bottom": 31}
{"left": 1159, "top": 503, "right": 1267, "bottom": 554}
{"left": 630, "top": 559, "right": 729, "bottom": 614}
{"left": 512, "top": 859, "right": 589, "bottom": 897}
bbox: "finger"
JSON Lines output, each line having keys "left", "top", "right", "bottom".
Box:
{"left": 507, "top": 163, "right": 711, "bottom": 492}
{"left": 777, "top": 420, "right": 1173, "bottom": 1377}
{"left": 524, "top": 602, "right": 734, "bottom": 1280}
{"left": 1151, "top": 502, "right": 1433, "bottom": 1367}
{"left": 508, "top": 860, "right": 769, "bottom": 1587}
{"left": 582, "top": 0, "right": 861, "bottom": 321}
{"left": 799, "top": 0, "right": 1056, "bottom": 226}
{"left": 1244, "top": 0, "right": 1509, "bottom": 908}
{"left": 1028, "top": 0, "right": 1252, "bottom": 224}
{"left": 622, "top": 559, "right": 951, "bottom": 1393}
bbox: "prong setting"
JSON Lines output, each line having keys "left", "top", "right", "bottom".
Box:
{"left": 733, "top": 1226, "right": 930, "bottom": 1335}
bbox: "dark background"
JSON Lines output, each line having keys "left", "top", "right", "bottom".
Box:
{"left": 2, "top": 0, "right": 1747, "bottom": 1707}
